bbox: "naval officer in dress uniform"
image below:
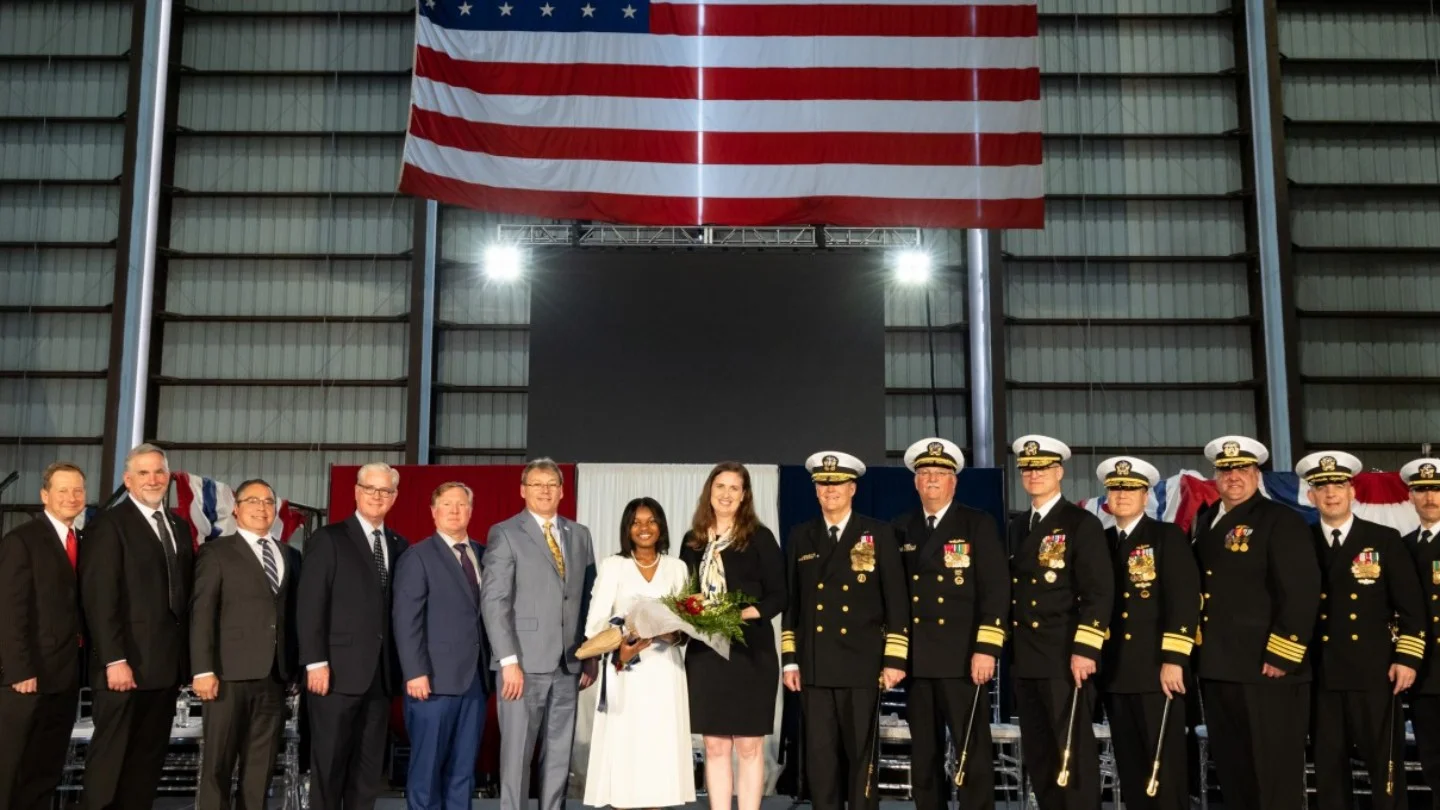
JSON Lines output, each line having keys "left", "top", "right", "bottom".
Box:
{"left": 892, "top": 438, "right": 1007, "bottom": 810}
{"left": 1095, "top": 456, "right": 1199, "bottom": 810}
{"left": 1192, "top": 435, "right": 1319, "bottom": 810}
{"left": 1007, "top": 434, "right": 1113, "bottom": 810}
{"left": 782, "top": 451, "right": 909, "bottom": 810}
{"left": 1301, "top": 451, "right": 1425, "bottom": 810}
{"left": 1401, "top": 457, "right": 1440, "bottom": 808}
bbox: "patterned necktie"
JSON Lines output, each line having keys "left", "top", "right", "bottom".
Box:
{"left": 65, "top": 527, "right": 77, "bottom": 570}
{"left": 456, "top": 545, "right": 480, "bottom": 606}
{"left": 152, "top": 510, "right": 182, "bottom": 615}
{"left": 828, "top": 525, "right": 839, "bottom": 545}
{"left": 371, "top": 529, "right": 388, "bottom": 590}
{"left": 1332, "top": 529, "right": 1342, "bottom": 548}
{"left": 543, "top": 520, "right": 565, "bottom": 579}
{"left": 1423, "top": 529, "right": 1434, "bottom": 545}
{"left": 260, "top": 538, "right": 280, "bottom": 593}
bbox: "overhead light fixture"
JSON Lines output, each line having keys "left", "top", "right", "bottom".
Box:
{"left": 892, "top": 249, "right": 932, "bottom": 285}
{"left": 483, "top": 244, "right": 524, "bottom": 282}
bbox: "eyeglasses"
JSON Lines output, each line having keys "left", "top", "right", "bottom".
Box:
{"left": 525, "top": 482, "right": 561, "bottom": 490}
{"left": 238, "top": 497, "right": 277, "bottom": 508}
{"left": 358, "top": 484, "right": 398, "bottom": 498}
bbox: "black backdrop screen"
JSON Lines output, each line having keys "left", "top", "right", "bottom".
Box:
{"left": 527, "top": 251, "right": 887, "bottom": 465}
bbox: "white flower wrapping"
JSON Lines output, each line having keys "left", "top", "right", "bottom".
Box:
{"left": 575, "top": 597, "right": 733, "bottom": 660}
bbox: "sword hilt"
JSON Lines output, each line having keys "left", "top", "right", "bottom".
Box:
{"left": 1387, "top": 761, "right": 1395, "bottom": 797}
{"left": 1056, "top": 750, "right": 1071, "bottom": 788}
{"left": 954, "top": 750, "right": 969, "bottom": 787}
{"left": 1145, "top": 760, "right": 1161, "bottom": 797}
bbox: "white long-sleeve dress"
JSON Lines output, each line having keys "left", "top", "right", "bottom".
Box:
{"left": 582, "top": 554, "right": 696, "bottom": 809}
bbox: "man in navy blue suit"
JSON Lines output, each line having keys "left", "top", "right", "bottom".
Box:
{"left": 393, "top": 481, "right": 491, "bottom": 810}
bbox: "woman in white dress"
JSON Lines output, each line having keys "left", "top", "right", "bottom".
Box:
{"left": 583, "top": 497, "right": 697, "bottom": 809}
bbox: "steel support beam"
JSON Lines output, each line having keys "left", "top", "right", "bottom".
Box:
{"left": 967, "top": 229, "right": 1005, "bottom": 468}
{"left": 406, "top": 200, "right": 439, "bottom": 463}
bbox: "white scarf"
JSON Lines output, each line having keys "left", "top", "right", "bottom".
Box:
{"left": 699, "top": 531, "right": 734, "bottom": 603}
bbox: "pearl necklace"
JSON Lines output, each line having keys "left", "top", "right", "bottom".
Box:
{"left": 633, "top": 555, "right": 660, "bottom": 569}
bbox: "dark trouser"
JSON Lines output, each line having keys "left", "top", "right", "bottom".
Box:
{"left": 1313, "top": 686, "right": 1406, "bottom": 810}
{"left": 307, "top": 681, "right": 390, "bottom": 810}
{"left": 405, "top": 673, "right": 486, "bottom": 810}
{"left": 1104, "top": 691, "right": 1188, "bottom": 810}
{"left": 82, "top": 686, "right": 181, "bottom": 810}
{"left": 801, "top": 685, "right": 880, "bottom": 810}
{"left": 1015, "top": 677, "right": 1099, "bottom": 810}
{"left": 0, "top": 687, "right": 80, "bottom": 809}
{"left": 908, "top": 677, "right": 993, "bottom": 810}
{"left": 198, "top": 676, "right": 287, "bottom": 810}
{"left": 1200, "top": 678, "right": 1309, "bottom": 810}
{"left": 1410, "top": 694, "right": 1440, "bottom": 810}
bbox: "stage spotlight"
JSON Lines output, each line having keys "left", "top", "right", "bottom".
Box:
{"left": 483, "top": 244, "right": 524, "bottom": 281}
{"left": 892, "top": 250, "right": 932, "bottom": 285}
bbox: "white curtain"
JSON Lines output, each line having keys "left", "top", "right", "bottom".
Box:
{"left": 571, "top": 462, "right": 784, "bottom": 796}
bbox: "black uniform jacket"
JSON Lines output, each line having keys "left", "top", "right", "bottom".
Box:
{"left": 783, "top": 513, "right": 909, "bottom": 687}
{"left": 1311, "top": 517, "right": 1425, "bottom": 692}
{"left": 1008, "top": 497, "right": 1114, "bottom": 680}
{"left": 894, "top": 502, "right": 1008, "bottom": 679}
{"left": 1100, "top": 515, "right": 1201, "bottom": 694}
{"left": 1405, "top": 526, "right": 1440, "bottom": 694}
{"left": 1193, "top": 492, "right": 1320, "bottom": 683}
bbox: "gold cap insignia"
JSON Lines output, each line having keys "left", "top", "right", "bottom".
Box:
{"left": 1320, "top": 456, "right": 1337, "bottom": 472}
{"left": 822, "top": 455, "right": 838, "bottom": 471}
{"left": 1115, "top": 460, "right": 1132, "bottom": 476}
{"left": 927, "top": 441, "right": 944, "bottom": 456}
{"left": 1023, "top": 440, "right": 1039, "bottom": 456}
{"left": 1222, "top": 441, "right": 1240, "bottom": 458}
{"left": 1422, "top": 463, "right": 1437, "bottom": 480}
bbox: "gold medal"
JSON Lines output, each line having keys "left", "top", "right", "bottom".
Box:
{"left": 1140, "top": 589, "right": 1151, "bottom": 599}
{"left": 857, "top": 573, "right": 866, "bottom": 583}
{"left": 954, "top": 573, "right": 965, "bottom": 586}
{"left": 1044, "top": 570, "right": 1057, "bottom": 583}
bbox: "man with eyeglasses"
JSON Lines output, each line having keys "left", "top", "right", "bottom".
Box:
{"left": 1192, "top": 435, "right": 1318, "bottom": 810}
{"left": 481, "top": 458, "right": 597, "bottom": 810}
{"left": 298, "top": 462, "right": 409, "bottom": 810}
{"left": 892, "top": 438, "right": 1007, "bottom": 810}
{"left": 191, "top": 479, "right": 303, "bottom": 810}
{"left": 1401, "top": 456, "right": 1440, "bottom": 805}
{"left": 1007, "top": 434, "right": 1112, "bottom": 810}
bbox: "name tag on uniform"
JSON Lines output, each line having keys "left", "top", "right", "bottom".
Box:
{"left": 899, "top": 543, "right": 918, "bottom": 552}
{"left": 798, "top": 553, "right": 819, "bottom": 562}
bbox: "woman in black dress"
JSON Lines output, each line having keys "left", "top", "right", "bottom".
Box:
{"left": 679, "top": 462, "right": 786, "bottom": 810}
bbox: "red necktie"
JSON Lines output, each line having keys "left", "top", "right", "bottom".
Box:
{"left": 66, "top": 528, "right": 77, "bottom": 570}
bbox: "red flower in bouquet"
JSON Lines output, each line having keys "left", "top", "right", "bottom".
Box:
{"left": 660, "top": 576, "right": 754, "bottom": 645}
{"left": 682, "top": 595, "right": 705, "bottom": 616}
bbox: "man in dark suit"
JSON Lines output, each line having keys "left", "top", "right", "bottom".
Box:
{"left": 0, "top": 461, "right": 87, "bottom": 808}
{"left": 782, "top": 450, "right": 908, "bottom": 810}
{"left": 1096, "top": 456, "right": 1200, "bottom": 810}
{"left": 394, "top": 482, "right": 490, "bottom": 810}
{"left": 191, "top": 478, "right": 302, "bottom": 809}
{"left": 1401, "top": 457, "right": 1440, "bottom": 808}
{"left": 892, "top": 438, "right": 1007, "bottom": 810}
{"left": 1192, "top": 435, "right": 1319, "bottom": 810}
{"left": 79, "top": 443, "right": 195, "bottom": 810}
{"left": 298, "top": 461, "right": 408, "bottom": 810}
{"left": 1007, "top": 434, "right": 1113, "bottom": 810}
{"left": 1297, "top": 451, "right": 1424, "bottom": 810}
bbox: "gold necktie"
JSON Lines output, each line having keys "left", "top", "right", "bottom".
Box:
{"left": 544, "top": 520, "right": 565, "bottom": 579}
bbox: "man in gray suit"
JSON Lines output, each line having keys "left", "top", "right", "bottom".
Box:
{"left": 481, "top": 458, "right": 597, "bottom": 810}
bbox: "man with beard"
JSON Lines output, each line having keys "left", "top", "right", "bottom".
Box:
{"left": 1400, "top": 456, "right": 1440, "bottom": 807}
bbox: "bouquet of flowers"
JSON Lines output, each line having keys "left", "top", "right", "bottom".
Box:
{"left": 576, "top": 577, "right": 753, "bottom": 660}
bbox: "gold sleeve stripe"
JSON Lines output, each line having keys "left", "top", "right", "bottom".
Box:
{"left": 1075, "top": 625, "right": 1107, "bottom": 640}
{"left": 884, "top": 644, "right": 909, "bottom": 658}
{"left": 1397, "top": 644, "right": 1426, "bottom": 659}
{"left": 1397, "top": 638, "right": 1427, "bottom": 657}
{"left": 1267, "top": 634, "right": 1307, "bottom": 656}
{"left": 1266, "top": 637, "right": 1305, "bottom": 663}
{"left": 976, "top": 627, "right": 1007, "bottom": 646}
{"left": 781, "top": 631, "right": 796, "bottom": 639}
{"left": 1161, "top": 633, "right": 1194, "bottom": 656}
{"left": 885, "top": 633, "right": 910, "bottom": 645}
{"left": 1073, "top": 629, "right": 1104, "bottom": 650}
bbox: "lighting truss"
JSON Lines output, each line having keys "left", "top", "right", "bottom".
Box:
{"left": 496, "top": 223, "right": 922, "bottom": 249}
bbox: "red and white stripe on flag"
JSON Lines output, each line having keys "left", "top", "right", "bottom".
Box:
{"left": 398, "top": 0, "right": 1043, "bottom": 227}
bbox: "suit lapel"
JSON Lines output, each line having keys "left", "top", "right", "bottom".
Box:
{"left": 345, "top": 516, "right": 382, "bottom": 593}
{"left": 827, "top": 518, "right": 865, "bottom": 577}
{"left": 919, "top": 506, "right": 959, "bottom": 564}
{"left": 1208, "top": 494, "right": 1259, "bottom": 540}
{"left": 231, "top": 535, "right": 274, "bottom": 592}
{"left": 1019, "top": 498, "right": 1067, "bottom": 559}
{"left": 519, "top": 513, "right": 563, "bottom": 579}
{"left": 34, "top": 518, "right": 77, "bottom": 584}
{"left": 431, "top": 536, "right": 481, "bottom": 613}
{"left": 813, "top": 520, "right": 841, "bottom": 571}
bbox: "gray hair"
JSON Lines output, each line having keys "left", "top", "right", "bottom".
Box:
{"left": 356, "top": 462, "right": 400, "bottom": 488}
{"left": 125, "top": 443, "right": 168, "bottom": 471}
{"left": 521, "top": 457, "right": 564, "bottom": 486}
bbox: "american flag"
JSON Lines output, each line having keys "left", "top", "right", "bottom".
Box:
{"left": 398, "top": 0, "right": 1042, "bottom": 227}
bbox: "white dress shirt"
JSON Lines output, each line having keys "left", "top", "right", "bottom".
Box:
{"left": 44, "top": 510, "right": 73, "bottom": 551}
{"left": 1114, "top": 514, "right": 1144, "bottom": 537}
{"left": 1321, "top": 514, "right": 1355, "bottom": 547}
{"left": 238, "top": 528, "right": 286, "bottom": 582}
{"left": 925, "top": 502, "right": 952, "bottom": 527}
{"left": 1031, "top": 492, "right": 1063, "bottom": 525}
{"left": 440, "top": 531, "right": 482, "bottom": 587}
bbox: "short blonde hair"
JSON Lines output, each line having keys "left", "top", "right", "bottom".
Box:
{"left": 42, "top": 462, "right": 86, "bottom": 490}
{"left": 521, "top": 457, "right": 563, "bottom": 486}
{"left": 431, "top": 481, "right": 474, "bottom": 506}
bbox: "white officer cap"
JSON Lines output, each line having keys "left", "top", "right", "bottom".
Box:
{"left": 805, "top": 450, "right": 865, "bottom": 483}
{"left": 904, "top": 437, "right": 964, "bottom": 473}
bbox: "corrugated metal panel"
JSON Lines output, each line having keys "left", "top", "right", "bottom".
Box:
{"left": 431, "top": 454, "right": 528, "bottom": 464}
{"left": 1287, "top": 137, "right": 1440, "bottom": 185}
{"left": 163, "top": 448, "right": 404, "bottom": 512}
{"left": 1345, "top": 450, "right": 1431, "bottom": 476}
{"left": 1003, "top": 200, "right": 1246, "bottom": 256}
{"left": 0, "top": 379, "right": 107, "bottom": 436}
{"left": 921, "top": 229, "right": 965, "bottom": 267}
{"left": 0, "top": 2, "right": 131, "bottom": 55}
{"left": 1294, "top": 256, "right": 1440, "bottom": 313}
{"left": 440, "top": 207, "right": 558, "bottom": 258}
{"left": 0, "top": 248, "right": 115, "bottom": 306}
{"left": 189, "top": 0, "right": 411, "bottom": 11}
{"left": 0, "top": 443, "right": 104, "bottom": 508}
{"left": 434, "top": 392, "right": 528, "bottom": 449}
{"left": 176, "top": 76, "right": 410, "bottom": 132}
{"left": 1040, "top": 19, "right": 1233, "bottom": 74}
{"left": 173, "top": 136, "right": 403, "bottom": 194}
{"left": 0, "top": 122, "right": 124, "bottom": 180}
{"left": 1282, "top": 75, "right": 1440, "bottom": 122}
{"left": 1298, "top": 320, "right": 1439, "bottom": 377}
{"left": 1042, "top": 78, "right": 1238, "bottom": 135}
{"left": 0, "top": 313, "right": 110, "bottom": 371}
{"left": 1007, "top": 325, "right": 1253, "bottom": 383}
{"left": 885, "top": 332, "right": 966, "bottom": 388}
{"left": 160, "top": 323, "right": 408, "bottom": 380}
{"left": 1043, "top": 140, "right": 1242, "bottom": 196}
{"left": 166, "top": 259, "right": 409, "bottom": 317}
{"left": 1007, "top": 262, "right": 1249, "bottom": 319}
{"left": 0, "top": 187, "right": 120, "bottom": 242}
{"left": 168, "top": 197, "right": 413, "bottom": 255}
{"left": 1042, "top": 0, "right": 1228, "bottom": 13}
{"left": 183, "top": 17, "right": 412, "bottom": 72}
{"left": 435, "top": 331, "right": 530, "bottom": 387}
{"left": 884, "top": 273, "right": 965, "bottom": 327}
{"left": 1302, "top": 385, "right": 1440, "bottom": 445}
{"left": 885, "top": 395, "right": 968, "bottom": 454}
{"left": 155, "top": 386, "right": 407, "bottom": 444}
{"left": 1292, "top": 198, "right": 1440, "bottom": 249}
{"left": 0, "top": 62, "right": 128, "bottom": 117}
{"left": 1278, "top": 11, "right": 1440, "bottom": 59}
{"left": 437, "top": 271, "right": 532, "bottom": 324}
{"left": 1008, "top": 390, "right": 1259, "bottom": 447}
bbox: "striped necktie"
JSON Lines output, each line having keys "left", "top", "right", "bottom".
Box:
{"left": 260, "top": 538, "right": 280, "bottom": 593}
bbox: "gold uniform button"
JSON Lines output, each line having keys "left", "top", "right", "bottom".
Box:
{"left": 1323, "top": 635, "right": 1329, "bottom": 642}
{"left": 1031, "top": 621, "right": 1039, "bottom": 629}
{"left": 913, "top": 575, "right": 920, "bottom": 581}
{"left": 818, "top": 584, "right": 824, "bottom": 590}
{"left": 1030, "top": 600, "right": 1037, "bottom": 607}
{"left": 937, "top": 597, "right": 945, "bottom": 604}
{"left": 1123, "top": 592, "right": 1130, "bottom": 600}
{"left": 914, "top": 617, "right": 920, "bottom": 624}
{"left": 817, "top": 604, "right": 824, "bottom": 611}
{"left": 1351, "top": 634, "right": 1359, "bottom": 641}
{"left": 1030, "top": 578, "right": 1037, "bottom": 584}
{"left": 843, "top": 585, "right": 849, "bottom": 592}
{"left": 1351, "top": 593, "right": 1358, "bottom": 600}
{"left": 1320, "top": 592, "right": 1327, "bottom": 599}
{"left": 1124, "top": 633, "right": 1132, "bottom": 640}
{"left": 1204, "top": 616, "right": 1209, "bottom": 622}
{"left": 937, "top": 575, "right": 944, "bottom": 582}
{"left": 1321, "top": 614, "right": 1328, "bottom": 620}
{"left": 1122, "top": 612, "right": 1129, "bottom": 619}
{"left": 1350, "top": 614, "right": 1357, "bottom": 620}
{"left": 817, "top": 626, "right": 824, "bottom": 632}
{"left": 1012, "top": 578, "right": 1018, "bottom": 584}
{"left": 1207, "top": 570, "right": 1214, "bottom": 576}
{"left": 913, "top": 596, "right": 919, "bottom": 603}
{"left": 938, "top": 619, "right": 945, "bottom": 626}
{"left": 842, "top": 606, "right": 849, "bottom": 612}
{"left": 1204, "top": 593, "right": 1211, "bottom": 599}
{"left": 840, "top": 628, "right": 848, "bottom": 635}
